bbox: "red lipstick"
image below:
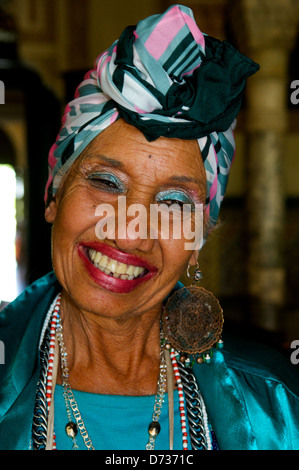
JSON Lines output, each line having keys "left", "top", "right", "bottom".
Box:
{"left": 78, "top": 242, "right": 157, "bottom": 294}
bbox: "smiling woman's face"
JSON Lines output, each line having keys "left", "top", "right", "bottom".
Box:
{"left": 45, "top": 119, "right": 206, "bottom": 320}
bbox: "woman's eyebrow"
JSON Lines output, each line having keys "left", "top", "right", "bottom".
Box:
{"left": 168, "top": 175, "right": 205, "bottom": 189}
{"left": 84, "top": 153, "right": 124, "bottom": 168}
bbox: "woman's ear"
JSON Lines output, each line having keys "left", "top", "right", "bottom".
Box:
{"left": 44, "top": 200, "right": 58, "bottom": 223}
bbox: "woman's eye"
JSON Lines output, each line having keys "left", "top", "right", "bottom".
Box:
{"left": 156, "top": 191, "right": 195, "bottom": 210}
{"left": 160, "top": 199, "right": 184, "bottom": 209}
{"left": 87, "top": 173, "right": 125, "bottom": 193}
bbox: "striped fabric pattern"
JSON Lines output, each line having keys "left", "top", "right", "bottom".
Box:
{"left": 45, "top": 4, "right": 259, "bottom": 230}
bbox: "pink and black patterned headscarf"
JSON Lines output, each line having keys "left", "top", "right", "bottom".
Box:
{"left": 45, "top": 4, "right": 259, "bottom": 228}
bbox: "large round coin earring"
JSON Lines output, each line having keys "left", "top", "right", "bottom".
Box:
{"left": 162, "top": 262, "right": 224, "bottom": 364}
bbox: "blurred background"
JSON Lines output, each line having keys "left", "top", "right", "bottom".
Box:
{"left": 0, "top": 0, "right": 298, "bottom": 355}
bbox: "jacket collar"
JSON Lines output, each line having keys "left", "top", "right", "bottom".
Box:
{"left": 193, "top": 349, "right": 258, "bottom": 450}
{"left": 0, "top": 272, "right": 60, "bottom": 449}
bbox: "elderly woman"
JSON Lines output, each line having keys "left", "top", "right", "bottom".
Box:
{"left": 0, "top": 5, "right": 298, "bottom": 451}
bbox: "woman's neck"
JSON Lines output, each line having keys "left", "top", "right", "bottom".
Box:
{"left": 56, "top": 291, "right": 163, "bottom": 395}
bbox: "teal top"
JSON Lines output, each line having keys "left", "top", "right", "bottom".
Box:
{"left": 54, "top": 384, "right": 191, "bottom": 450}
{"left": 0, "top": 272, "right": 299, "bottom": 450}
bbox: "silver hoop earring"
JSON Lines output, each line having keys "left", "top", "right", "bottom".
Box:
{"left": 186, "top": 262, "right": 204, "bottom": 282}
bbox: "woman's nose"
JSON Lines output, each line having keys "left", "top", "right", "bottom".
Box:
{"left": 114, "top": 207, "right": 156, "bottom": 253}
{"left": 94, "top": 195, "right": 157, "bottom": 253}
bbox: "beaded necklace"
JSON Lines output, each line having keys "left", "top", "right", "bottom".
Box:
{"left": 32, "top": 293, "right": 218, "bottom": 450}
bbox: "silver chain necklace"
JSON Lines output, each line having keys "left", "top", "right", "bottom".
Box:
{"left": 56, "top": 315, "right": 95, "bottom": 450}
{"left": 32, "top": 303, "right": 215, "bottom": 450}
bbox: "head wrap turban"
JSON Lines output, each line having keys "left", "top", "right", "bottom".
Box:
{"left": 45, "top": 4, "right": 259, "bottom": 231}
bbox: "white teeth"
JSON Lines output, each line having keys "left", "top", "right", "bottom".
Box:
{"left": 126, "top": 265, "right": 135, "bottom": 276}
{"left": 116, "top": 262, "right": 127, "bottom": 274}
{"left": 106, "top": 259, "right": 117, "bottom": 272}
{"left": 133, "top": 266, "right": 142, "bottom": 277}
{"left": 88, "top": 248, "right": 146, "bottom": 280}
{"left": 100, "top": 255, "right": 108, "bottom": 268}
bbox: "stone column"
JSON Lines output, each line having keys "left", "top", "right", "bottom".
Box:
{"left": 230, "top": 0, "right": 299, "bottom": 332}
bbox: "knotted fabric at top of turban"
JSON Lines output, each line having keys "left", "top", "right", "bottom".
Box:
{"left": 45, "top": 4, "right": 259, "bottom": 231}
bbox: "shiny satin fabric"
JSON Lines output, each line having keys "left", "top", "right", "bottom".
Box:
{"left": 194, "top": 343, "right": 299, "bottom": 450}
{"left": 0, "top": 272, "right": 298, "bottom": 450}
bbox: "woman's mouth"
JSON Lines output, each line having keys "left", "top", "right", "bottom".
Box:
{"left": 88, "top": 248, "right": 147, "bottom": 280}
{"left": 78, "top": 242, "right": 157, "bottom": 293}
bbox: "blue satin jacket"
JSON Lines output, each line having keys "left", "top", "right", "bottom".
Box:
{"left": 0, "top": 272, "right": 298, "bottom": 450}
